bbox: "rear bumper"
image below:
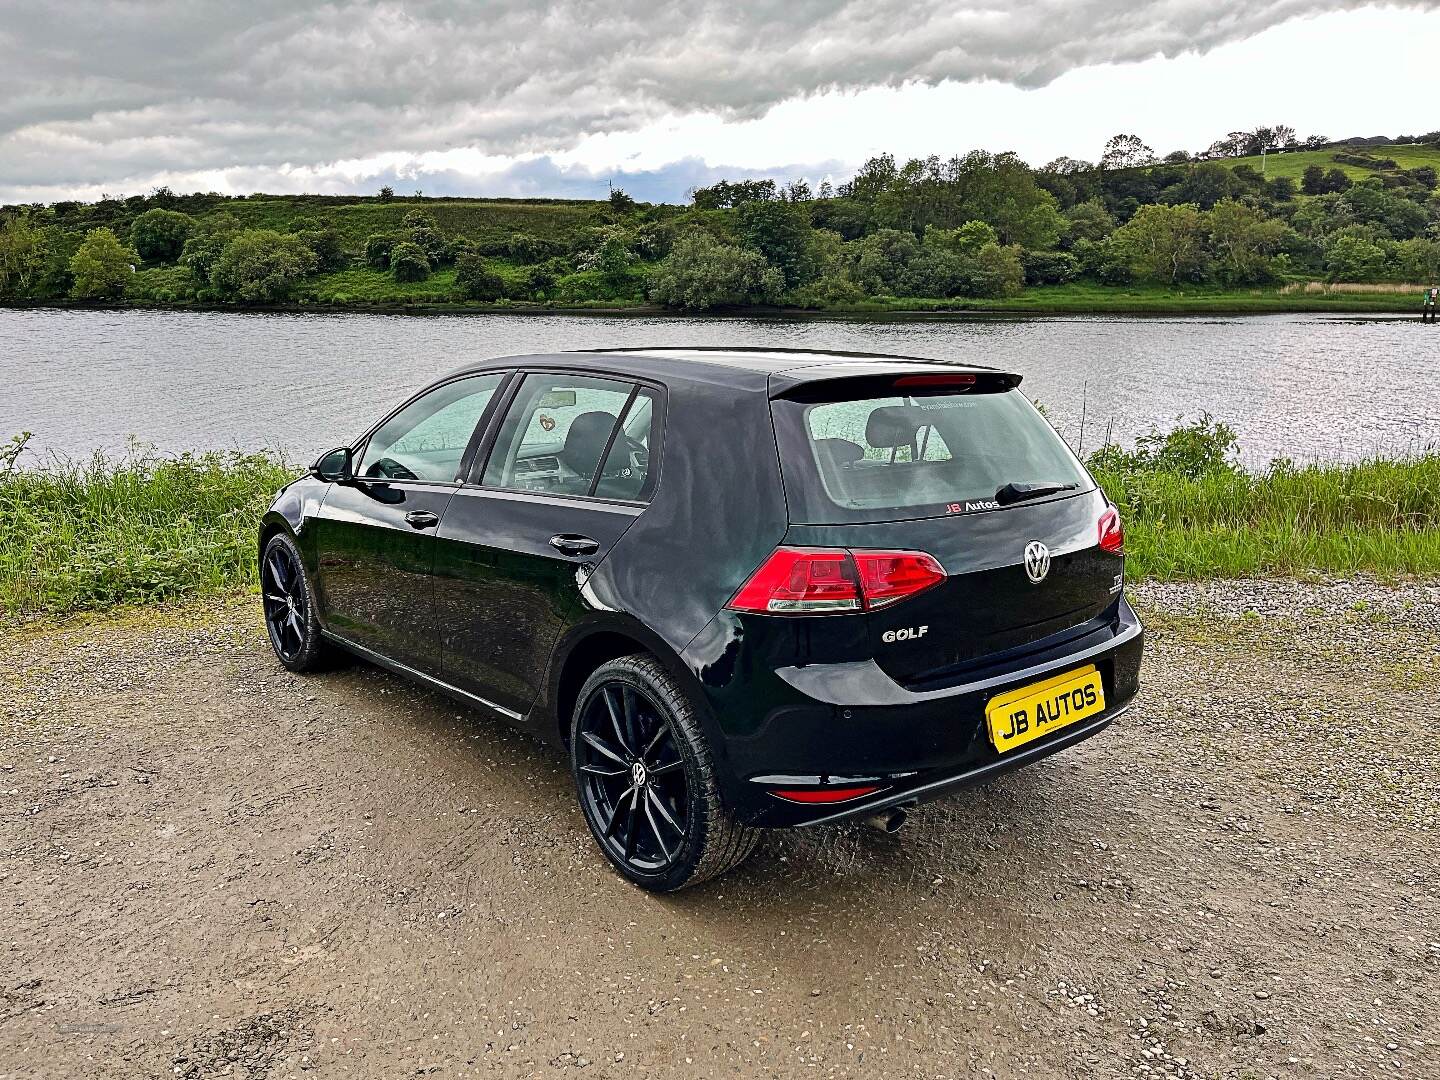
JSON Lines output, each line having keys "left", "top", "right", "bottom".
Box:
{"left": 692, "top": 597, "right": 1144, "bottom": 828}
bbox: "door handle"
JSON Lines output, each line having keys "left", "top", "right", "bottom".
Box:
{"left": 405, "top": 510, "right": 440, "bottom": 530}
{"left": 549, "top": 534, "right": 600, "bottom": 557}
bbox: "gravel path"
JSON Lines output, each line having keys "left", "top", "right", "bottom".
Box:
{"left": 1, "top": 579, "right": 1437, "bottom": 1079}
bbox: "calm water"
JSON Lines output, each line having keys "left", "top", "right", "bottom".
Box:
{"left": 2, "top": 308, "right": 1436, "bottom": 466}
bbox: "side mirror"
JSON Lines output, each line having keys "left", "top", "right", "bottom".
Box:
{"left": 313, "top": 446, "right": 355, "bottom": 484}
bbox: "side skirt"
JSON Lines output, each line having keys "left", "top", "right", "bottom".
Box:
{"left": 320, "top": 630, "right": 525, "bottom": 724}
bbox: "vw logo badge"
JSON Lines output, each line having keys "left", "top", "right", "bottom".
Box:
{"left": 1023, "top": 540, "right": 1051, "bottom": 584}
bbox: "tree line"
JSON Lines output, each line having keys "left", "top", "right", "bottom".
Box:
{"left": 2, "top": 127, "right": 1438, "bottom": 311}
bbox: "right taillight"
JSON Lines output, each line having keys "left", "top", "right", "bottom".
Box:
{"left": 1098, "top": 506, "right": 1124, "bottom": 555}
{"left": 727, "top": 547, "right": 945, "bottom": 615}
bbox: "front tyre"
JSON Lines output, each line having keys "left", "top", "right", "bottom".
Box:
{"left": 571, "top": 655, "right": 758, "bottom": 892}
{"left": 259, "top": 532, "right": 333, "bottom": 673}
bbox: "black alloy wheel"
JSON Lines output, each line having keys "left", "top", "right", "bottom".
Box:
{"left": 576, "top": 679, "right": 690, "bottom": 873}
{"left": 571, "top": 655, "right": 758, "bottom": 891}
{"left": 260, "top": 533, "right": 331, "bottom": 673}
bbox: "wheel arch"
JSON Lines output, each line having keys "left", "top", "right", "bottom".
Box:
{"left": 544, "top": 616, "right": 710, "bottom": 752}
{"left": 257, "top": 510, "right": 294, "bottom": 560}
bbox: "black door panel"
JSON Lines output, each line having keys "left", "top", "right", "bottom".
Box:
{"left": 311, "top": 481, "right": 457, "bottom": 668}
{"left": 432, "top": 490, "right": 643, "bottom": 718}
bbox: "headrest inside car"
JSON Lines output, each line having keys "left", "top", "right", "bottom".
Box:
{"left": 561, "top": 410, "right": 618, "bottom": 475}
{"left": 865, "top": 405, "right": 924, "bottom": 449}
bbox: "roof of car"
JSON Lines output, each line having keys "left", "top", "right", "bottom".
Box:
{"left": 449, "top": 346, "right": 1016, "bottom": 388}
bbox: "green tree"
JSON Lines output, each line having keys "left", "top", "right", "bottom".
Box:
{"left": 896, "top": 248, "right": 970, "bottom": 297}
{"left": 737, "top": 199, "right": 815, "bottom": 288}
{"left": 1109, "top": 203, "right": 1209, "bottom": 284}
{"left": 1337, "top": 182, "right": 1429, "bottom": 239}
{"left": 523, "top": 263, "right": 558, "bottom": 299}
{"left": 128, "top": 208, "right": 194, "bottom": 264}
{"left": 650, "top": 231, "right": 784, "bottom": 311}
{"left": 179, "top": 235, "right": 226, "bottom": 286}
{"left": 364, "top": 232, "right": 401, "bottom": 269}
{"left": 453, "top": 251, "right": 506, "bottom": 301}
{"left": 608, "top": 188, "right": 637, "bottom": 214}
{"left": 68, "top": 228, "right": 136, "bottom": 299}
{"left": 1267, "top": 176, "right": 1297, "bottom": 201}
{"left": 1063, "top": 200, "right": 1115, "bottom": 243}
{"left": 210, "top": 230, "right": 319, "bottom": 302}
{"left": 378, "top": 185, "right": 395, "bottom": 202}
{"left": 1324, "top": 234, "right": 1389, "bottom": 281}
{"left": 1301, "top": 164, "right": 1327, "bottom": 196}
{"left": 402, "top": 210, "right": 447, "bottom": 263}
{"left": 578, "top": 225, "right": 637, "bottom": 288}
{"left": 0, "top": 212, "right": 54, "bottom": 297}
{"left": 963, "top": 243, "right": 1026, "bottom": 297}
{"left": 1101, "top": 133, "right": 1155, "bottom": 170}
{"left": 1163, "top": 162, "right": 1239, "bottom": 209}
{"left": 176, "top": 212, "right": 240, "bottom": 288}
{"left": 388, "top": 240, "right": 431, "bottom": 282}
{"left": 506, "top": 233, "right": 560, "bottom": 264}
{"left": 1205, "top": 200, "right": 1289, "bottom": 285}
{"left": 847, "top": 229, "right": 920, "bottom": 294}
{"left": 296, "top": 227, "right": 347, "bottom": 272}
{"left": 1322, "top": 168, "right": 1352, "bottom": 194}
{"left": 1393, "top": 238, "right": 1440, "bottom": 281}
{"left": 927, "top": 220, "right": 999, "bottom": 256}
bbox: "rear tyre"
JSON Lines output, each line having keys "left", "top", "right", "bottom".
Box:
{"left": 570, "top": 654, "right": 759, "bottom": 892}
{"left": 259, "top": 532, "right": 334, "bottom": 673}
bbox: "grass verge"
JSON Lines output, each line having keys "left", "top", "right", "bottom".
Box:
{"left": 2, "top": 436, "right": 1438, "bottom": 620}
{"left": 872, "top": 281, "right": 1422, "bottom": 314}
{"left": 1096, "top": 454, "right": 1440, "bottom": 579}
{"left": 0, "top": 442, "right": 295, "bottom": 618}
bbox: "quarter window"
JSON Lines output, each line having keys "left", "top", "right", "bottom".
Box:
{"left": 358, "top": 373, "right": 505, "bottom": 482}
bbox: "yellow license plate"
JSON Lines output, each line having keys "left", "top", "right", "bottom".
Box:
{"left": 985, "top": 665, "right": 1105, "bottom": 754}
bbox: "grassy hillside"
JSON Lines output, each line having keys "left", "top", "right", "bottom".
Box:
{"left": 1203, "top": 143, "right": 1440, "bottom": 184}
{"left": 219, "top": 196, "right": 609, "bottom": 246}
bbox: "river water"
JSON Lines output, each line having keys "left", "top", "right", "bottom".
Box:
{"left": 2, "top": 307, "right": 1435, "bottom": 466}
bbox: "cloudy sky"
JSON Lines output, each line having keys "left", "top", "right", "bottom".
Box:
{"left": 2, "top": 1, "right": 1437, "bottom": 205}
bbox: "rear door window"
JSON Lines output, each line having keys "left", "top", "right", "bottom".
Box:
{"left": 479, "top": 373, "right": 659, "bottom": 501}
{"left": 772, "top": 383, "right": 1093, "bottom": 524}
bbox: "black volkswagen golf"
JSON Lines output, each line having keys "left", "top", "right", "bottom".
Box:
{"left": 259, "top": 347, "right": 1143, "bottom": 890}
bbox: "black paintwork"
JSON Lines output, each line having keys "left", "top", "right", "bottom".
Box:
{"left": 261, "top": 347, "right": 1144, "bottom": 828}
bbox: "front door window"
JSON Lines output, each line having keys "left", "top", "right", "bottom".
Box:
{"left": 358, "top": 373, "right": 506, "bottom": 482}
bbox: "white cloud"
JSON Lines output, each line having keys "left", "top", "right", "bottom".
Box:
{"left": 1, "top": 1, "right": 1436, "bottom": 203}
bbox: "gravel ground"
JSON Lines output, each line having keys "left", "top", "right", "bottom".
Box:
{"left": 1, "top": 579, "right": 1437, "bottom": 1080}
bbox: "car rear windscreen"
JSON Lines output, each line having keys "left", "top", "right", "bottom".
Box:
{"left": 771, "top": 382, "right": 1094, "bottom": 524}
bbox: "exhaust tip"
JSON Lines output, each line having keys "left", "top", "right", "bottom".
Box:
{"left": 863, "top": 807, "right": 907, "bottom": 834}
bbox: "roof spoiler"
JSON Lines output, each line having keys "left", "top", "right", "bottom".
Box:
{"left": 770, "top": 368, "right": 1023, "bottom": 402}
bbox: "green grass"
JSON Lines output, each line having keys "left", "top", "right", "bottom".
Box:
{"left": 297, "top": 267, "right": 462, "bottom": 303}
{"left": 867, "top": 281, "right": 1420, "bottom": 314}
{"left": 1176, "top": 143, "right": 1440, "bottom": 184}
{"left": 220, "top": 197, "right": 607, "bottom": 247}
{"left": 0, "top": 446, "right": 296, "bottom": 618}
{"left": 3, "top": 435, "right": 1438, "bottom": 620}
{"left": 1096, "top": 454, "right": 1440, "bottom": 580}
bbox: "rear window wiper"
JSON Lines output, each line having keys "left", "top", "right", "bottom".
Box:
{"left": 995, "top": 481, "right": 1078, "bottom": 506}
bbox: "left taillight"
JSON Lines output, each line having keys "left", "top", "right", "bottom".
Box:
{"left": 727, "top": 547, "right": 945, "bottom": 615}
{"left": 1098, "top": 505, "right": 1124, "bottom": 555}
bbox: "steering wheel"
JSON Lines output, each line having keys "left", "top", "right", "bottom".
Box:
{"left": 597, "top": 436, "right": 644, "bottom": 481}
{"left": 365, "top": 457, "right": 420, "bottom": 481}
